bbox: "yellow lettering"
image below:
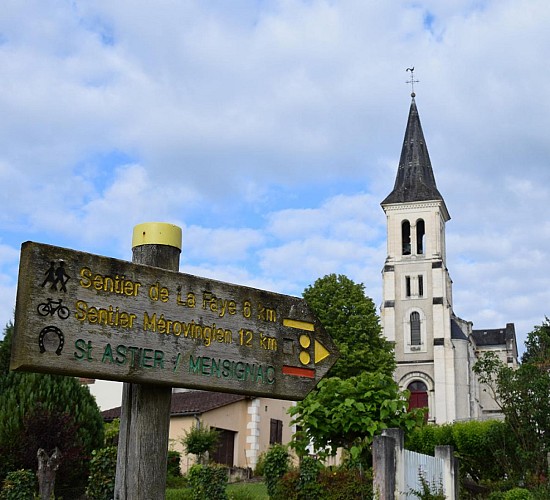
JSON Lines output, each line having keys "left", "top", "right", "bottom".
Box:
{"left": 78, "top": 267, "right": 141, "bottom": 296}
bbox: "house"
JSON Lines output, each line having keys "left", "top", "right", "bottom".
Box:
{"left": 102, "top": 389, "right": 295, "bottom": 473}
{"left": 380, "top": 92, "right": 518, "bottom": 423}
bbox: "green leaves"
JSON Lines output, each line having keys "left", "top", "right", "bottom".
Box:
{"left": 303, "top": 274, "right": 395, "bottom": 379}
{"left": 290, "top": 371, "right": 424, "bottom": 463}
{"left": 180, "top": 421, "right": 219, "bottom": 464}
{"left": 472, "top": 323, "right": 550, "bottom": 482}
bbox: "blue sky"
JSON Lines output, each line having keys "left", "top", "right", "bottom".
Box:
{"left": 2, "top": 0, "right": 550, "bottom": 355}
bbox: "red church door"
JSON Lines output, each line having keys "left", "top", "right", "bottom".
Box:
{"left": 407, "top": 381, "right": 429, "bottom": 420}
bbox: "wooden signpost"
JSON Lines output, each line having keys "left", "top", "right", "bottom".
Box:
{"left": 11, "top": 240, "right": 338, "bottom": 400}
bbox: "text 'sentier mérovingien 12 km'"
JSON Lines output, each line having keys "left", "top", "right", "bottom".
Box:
{"left": 11, "top": 242, "right": 339, "bottom": 400}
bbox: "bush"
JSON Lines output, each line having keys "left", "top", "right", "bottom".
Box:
{"left": 273, "top": 470, "right": 299, "bottom": 500}
{"left": 0, "top": 469, "right": 36, "bottom": 500}
{"left": 86, "top": 446, "right": 117, "bottom": 500}
{"left": 297, "top": 456, "right": 323, "bottom": 499}
{"left": 503, "top": 488, "right": 534, "bottom": 500}
{"left": 254, "top": 450, "right": 266, "bottom": 477}
{"left": 180, "top": 422, "right": 219, "bottom": 465}
{"left": 187, "top": 464, "right": 228, "bottom": 500}
{"left": 318, "top": 467, "right": 372, "bottom": 500}
{"left": 263, "top": 444, "right": 291, "bottom": 498}
{"left": 167, "top": 450, "right": 182, "bottom": 477}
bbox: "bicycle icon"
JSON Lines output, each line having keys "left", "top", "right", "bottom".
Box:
{"left": 37, "top": 298, "right": 70, "bottom": 320}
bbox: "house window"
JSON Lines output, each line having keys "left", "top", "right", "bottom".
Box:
{"left": 270, "top": 419, "right": 283, "bottom": 445}
{"left": 402, "top": 220, "right": 411, "bottom": 255}
{"left": 416, "top": 219, "right": 425, "bottom": 254}
{"left": 418, "top": 275, "right": 424, "bottom": 297}
{"left": 410, "top": 312, "right": 421, "bottom": 345}
{"left": 405, "top": 276, "right": 411, "bottom": 298}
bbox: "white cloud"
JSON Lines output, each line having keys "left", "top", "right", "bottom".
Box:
{"left": 2, "top": 0, "right": 550, "bottom": 352}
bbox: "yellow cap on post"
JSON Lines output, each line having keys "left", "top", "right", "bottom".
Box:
{"left": 132, "top": 222, "right": 182, "bottom": 250}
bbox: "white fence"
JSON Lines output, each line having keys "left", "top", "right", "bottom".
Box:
{"left": 403, "top": 449, "right": 445, "bottom": 498}
{"left": 373, "top": 428, "right": 457, "bottom": 500}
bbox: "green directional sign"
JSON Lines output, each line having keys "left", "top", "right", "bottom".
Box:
{"left": 11, "top": 242, "right": 339, "bottom": 400}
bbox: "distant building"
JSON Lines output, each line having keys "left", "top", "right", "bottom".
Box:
{"left": 103, "top": 389, "right": 294, "bottom": 473}
{"left": 380, "top": 95, "right": 518, "bottom": 423}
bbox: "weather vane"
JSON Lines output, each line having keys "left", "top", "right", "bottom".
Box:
{"left": 406, "top": 67, "right": 419, "bottom": 97}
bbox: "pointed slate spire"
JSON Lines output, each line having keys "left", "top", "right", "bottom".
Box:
{"left": 382, "top": 97, "right": 445, "bottom": 205}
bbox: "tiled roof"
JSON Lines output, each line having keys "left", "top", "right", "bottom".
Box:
{"left": 472, "top": 323, "right": 517, "bottom": 352}
{"left": 101, "top": 390, "right": 248, "bottom": 421}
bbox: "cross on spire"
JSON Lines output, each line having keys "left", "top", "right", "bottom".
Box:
{"left": 406, "top": 67, "right": 419, "bottom": 97}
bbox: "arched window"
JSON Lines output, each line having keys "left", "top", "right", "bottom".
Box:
{"left": 407, "top": 380, "right": 428, "bottom": 414}
{"left": 416, "top": 219, "right": 425, "bottom": 255}
{"left": 402, "top": 220, "right": 411, "bottom": 255}
{"left": 410, "top": 311, "right": 421, "bottom": 345}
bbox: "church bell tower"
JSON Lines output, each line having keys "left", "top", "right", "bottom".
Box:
{"left": 380, "top": 93, "right": 471, "bottom": 423}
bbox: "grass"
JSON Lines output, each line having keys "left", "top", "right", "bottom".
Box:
{"left": 227, "top": 480, "right": 268, "bottom": 499}
{"left": 165, "top": 480, "right": 268, "bottom": 500}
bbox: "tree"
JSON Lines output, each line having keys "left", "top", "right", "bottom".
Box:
{"left": 302, "top": 274, "right": 395, "bottom": 379}
{"left": 473, "top": 320, "right": 550, "bottom": 483}
{"left": 290, "top": 275, "right": 421, "bottom": 464}
{"left": 522, "top": 317, "right": 550, "bottom": 366}
{"left": 0, "top": 323, "right": 104, "bottom": 496}
{"left": 180, "top": 421, "right": 219, "bottom": 465}
{"left": 290, "top": 371, "right": 424, "bottom": 463}
{"left": 0, "top": 321, "right": 13, "bottom": 375}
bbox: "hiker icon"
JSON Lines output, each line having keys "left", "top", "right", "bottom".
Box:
{"left": 41, "top": 261, "right": 70, "bottom": 292}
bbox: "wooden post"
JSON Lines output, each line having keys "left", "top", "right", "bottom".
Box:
{"left": 37, "top": 448, "right": 62, "bottom": 500}
{"left": 114, "top": 222, "right": 182, "bottom": 500}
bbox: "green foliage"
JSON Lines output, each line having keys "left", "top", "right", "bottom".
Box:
{"left": 0, "top": 324, "right": 104, "bottom": 493}
{"left": 227, "top": 485, "right": 259, "bottom": 500}
{"left": 104, "top": 418, "right": 120, "bottom": 447}
{"left": 503, "top": 488, "right": 534, "bottom": 500}
{"left": 272, "top": 470, "right": 299, "bottom": 500}
{"left": 254, "top": 450, "right": 266, "bottom": 477}
{"left": 0, "top": 469, "right": 36, "bottom": 500}
{"left": 290, "top": 371, "right": 425, "bottom": 463}
{"left": 318, "top": 467, "right": 372, "bottom": 500}
{"left": 86, "top": 446, "right": 117, "bottom": 500}
{"left": 187, "top": 464, "right": 228, "bottom": 500}
{"left": 276, "top": 466, "right": 373, "bottom": 500}
{"left": 0, "top": 322, "right": 13, "bottom": 376}
{"left": 407, "top": 419, "right": 512, "bottom": 483}
{"left": 226, "top": 481, "right": 268, "bottom": 499}
{"left": 297, "top": 456, "right": 323, "bottom": 499}
{"left": 167, "top": 450, "right": 182, "bottom": 477}
{"left": 166, "top": 490, "right": 193, "bottom": 500}
{"left": 474, "top": 346, "right": 550, "bottom": 481}
{"left": 303, "top": 274, "right": 395, "bottom": 378}
{"left": 522, "top": 317, "right": 550, "bottom": 365}
{"left": 180, "top": 421, "right": 219, "bottom": 464}
{"left": 408, "top": 470, "right": 445, "bottom": 499}
{"left": 263, "top": 444, "right": 291, "bottom": 498}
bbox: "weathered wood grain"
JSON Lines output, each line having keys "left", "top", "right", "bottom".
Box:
{"left": 12, "top": 241, "right": 338, "bottom": 400}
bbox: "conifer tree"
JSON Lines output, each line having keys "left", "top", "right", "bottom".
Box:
{"left": 0, "top": 323, "right": 104, "bottom": 496}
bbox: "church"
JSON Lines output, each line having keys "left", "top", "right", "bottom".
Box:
{"left": 380, "top": 92, "right": 519, "bottom": 424}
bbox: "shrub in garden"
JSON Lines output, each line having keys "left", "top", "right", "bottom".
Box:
{"left": 167, "top": 450, "right": 182, "bottom": 477}
{"left": 263, "top": 444, "right": 291, "bottom": 498}
{"left": 297, "top": 456, "right": 323, "bottom": 498}
{"left": 180, "top": 421, "right": 219, "bottom": 465}
{"left": 318, "top": 467, "right": 372, "bottom": 500}
{"left": 503, "top": 488, "right": 534, "bottom": 500}
{"left": 86, "top": 446, "right": 117, "bottom": 500}
{"left": 0, "top": 469, "right": 36, "bottom": 500}
{"left": 187, "top": 463, "right": 228, "bottom": 500}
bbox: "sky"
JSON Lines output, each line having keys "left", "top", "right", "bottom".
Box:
{"left": 1, "top": 0, "right": 550, "bottom": 355}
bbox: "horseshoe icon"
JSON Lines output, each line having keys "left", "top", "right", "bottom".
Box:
{"left": 38, "top": 326, "right": 65, "bottom": 356}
